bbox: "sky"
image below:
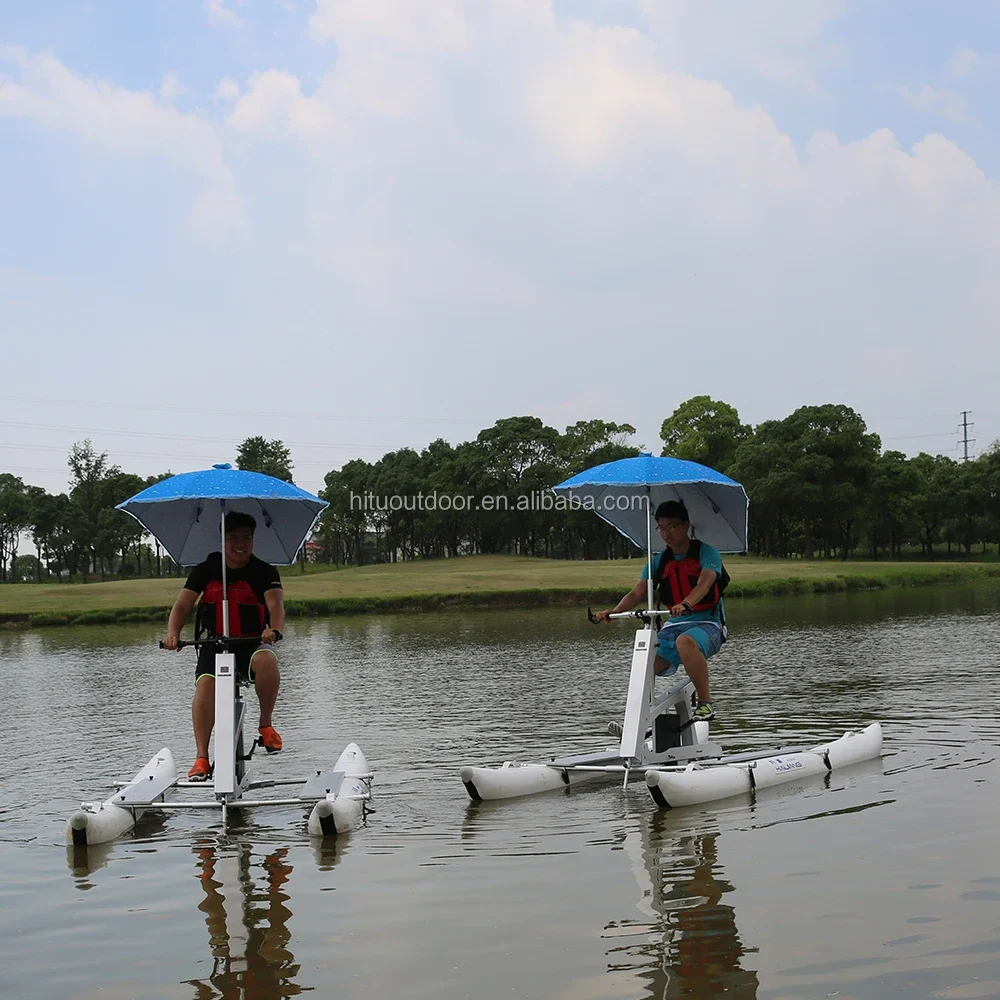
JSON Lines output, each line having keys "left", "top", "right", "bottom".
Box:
{"left": 1, "top": 0, "right": 998, "bottom": 497}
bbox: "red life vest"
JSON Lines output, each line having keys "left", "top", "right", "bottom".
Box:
{"left": 653, "top": 539, "right": 727, "bottom": 612}
{"left": 197, "top": 579, "right": 267, "bottom": 638}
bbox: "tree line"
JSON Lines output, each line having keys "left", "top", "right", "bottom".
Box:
{"left": 315, "top": 401, "right": 1000, "bottom": 564}
{"left": 0, "top": 436, "right": 293, "bottom": 583}
{"left": 1, "top": 402, "right": 997, "bottom": 582}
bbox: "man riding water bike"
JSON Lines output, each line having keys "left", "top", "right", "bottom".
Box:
{"left": 594, "top": 500, "right": 727, "bottom": 721}
{"left": 162, "top": 511, "right": 286, "bottom": 779}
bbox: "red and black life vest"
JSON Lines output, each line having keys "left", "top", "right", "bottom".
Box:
{"left": 653, "top": 539, "right": 730, "bottom": 613}
{"left": 197, "top": 579, "right": 267, "bottom": 639}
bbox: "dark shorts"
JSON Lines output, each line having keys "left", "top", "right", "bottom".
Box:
{"left": 195, "top": 644, "right": 277, "bottom": 684}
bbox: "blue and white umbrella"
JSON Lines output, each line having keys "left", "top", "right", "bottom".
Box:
{"left": 552, "top": 453, "right": 748, "bottom": 553}
{"left": 117, "top": 464, "right": 328, "bottom": 566}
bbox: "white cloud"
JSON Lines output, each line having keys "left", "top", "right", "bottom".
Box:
{"left": 256, "top": 0, "right": 998, "bottom": 436}
{"left": 204, "top": 0, "right": 245, "bottom": 27}
{"left": 7, "top": 2, "right": 1000, "bottom": 455}
{"left": 0, "top": 47, "right": 244, "bottom": 235}
{"left": 899, "top": 84, "right": 977, "bottom": 125}
{"left": 636, "top": 0, "right": 844, "bottom": 88}
{"left": 215, "top": 76, "right": 240, "bottom": 102}
{"left": 159, "top": 72, "right": 184, "bottom": 100}
{"left": 226, "top": 69, "right": 331, "bottom": 138}
{"left": 309, "top": 0, "right": 470, "bottom": 51}
{"left": 945, "top": 47, "right": 979, "bottom": 78}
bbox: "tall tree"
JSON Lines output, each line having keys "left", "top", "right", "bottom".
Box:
{"left": 26, "top": 485, "right": 55, "bottom": 580}
{"left": 68, "top": 440, "right": 121, "bottom": 580}
{"left": 660, "top": 396, "right": 751, "bottom": 473}
{"left": 866, "top": 451, "right": 920, "bottom": 559}
{"left": 236, "top": 437, "right": 294, "bottom": 482}
{"left": 782, "top": 404, "right": 880, "bottom": 559}
{"left": 0, "top": 474, "right": 31, "bottom": 583}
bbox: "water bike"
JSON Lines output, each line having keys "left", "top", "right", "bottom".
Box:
{"left": 66, "top": 635, "right": 373, "bottom": 845}
{"left": 460, "top": 454, "right": 882, "bottom": 809}
{"left": 460, "top": 607, "right": 882, "bottom": 807}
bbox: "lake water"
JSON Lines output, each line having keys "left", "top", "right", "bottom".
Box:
{"left": 2, "top": 585, "right": 999, "bottom": 999}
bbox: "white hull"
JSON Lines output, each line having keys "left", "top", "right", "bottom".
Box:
{"left": 460, "top": 759, "right": 614, "bottom": 801}
{"left": 67, "top": 748, "right": 177, "bottom": 847}
{"left": 645, "top": 722, "right": 883, "bottom": 808}
{"left": 307, "top": 743, "right": 371, "bottom": 836}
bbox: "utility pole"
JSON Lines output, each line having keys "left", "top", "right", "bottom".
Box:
{"left": 960, "top": 411, "right": 975, "bottom": 461}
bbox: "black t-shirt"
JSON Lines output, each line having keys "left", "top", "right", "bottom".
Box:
{"left": 184, "top": 552, "right": 282, "bottom": 604}
{"left": 185, "top": 553, "right": 282, "bottom": 638}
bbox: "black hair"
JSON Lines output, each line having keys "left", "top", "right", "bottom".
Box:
{"left": 654, "top": 500, "right": 689, "bottom": 523}
{"left": 224, "top": 511, "right": 257, "bottom": 535}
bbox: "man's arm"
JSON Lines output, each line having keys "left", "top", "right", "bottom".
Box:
{"left": 262, "top": 588, "right": 285, "bottom": 642}
{"left": 163, "top": 589, "right": 199, "bottom": 649}
{"left": 594, "top": 579, "right": 647, "bottom": 622}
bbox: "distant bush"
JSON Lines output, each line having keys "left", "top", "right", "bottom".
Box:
{"left": 74, "top": 611, "right": 117, "bottom": 625}
{"left": 29, "top": 614, "right": 70, "bottom": 626}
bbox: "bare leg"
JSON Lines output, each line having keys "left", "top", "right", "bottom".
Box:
{"left": 674, "top": 634, "right": 711, "bottom": 704}
{"left": 251, "top": 649, "right": 280, "bottom": 728}
{"left": 192, "top": 676, "right": 215, "bottom": 759}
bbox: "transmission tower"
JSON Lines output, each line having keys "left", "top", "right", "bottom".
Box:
{"left": 959, "top": 411, "right": 976, "bottom": 461}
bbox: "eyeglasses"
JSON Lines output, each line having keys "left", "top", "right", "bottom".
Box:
{"left": 656, "top": 520, "right": 685, "bottom": 532}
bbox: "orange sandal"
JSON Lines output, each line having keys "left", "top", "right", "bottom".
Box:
{"left": 258, "top": 726, "right": 282, "bottom": 753}
{"left": 187, "top": 757, "right": 212, "bottom": 780}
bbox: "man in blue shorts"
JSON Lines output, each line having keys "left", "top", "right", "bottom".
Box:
{"left": 595, "top": 500, "right": 726, "bottom": 721}
{"left": 162, "top": 511, "right": 286, "bottom": 779}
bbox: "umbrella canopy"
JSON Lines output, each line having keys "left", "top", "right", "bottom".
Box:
{"left": 552, "top": 454, "right": 748, "bottom": 553}
{"left": 117, "top": 464, "right": 328, "bottom": 566}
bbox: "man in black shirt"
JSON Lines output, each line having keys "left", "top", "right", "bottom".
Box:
{"left": 162, "top": 512, "right": 286, "bottom": 780}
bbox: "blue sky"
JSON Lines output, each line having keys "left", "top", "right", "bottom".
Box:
{"left": 2, "top": 0, "right": 998, "bottom": 495}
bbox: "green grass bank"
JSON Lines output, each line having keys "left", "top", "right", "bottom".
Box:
{"left": 2, "top": 555, "right": 999, "bottom": 629}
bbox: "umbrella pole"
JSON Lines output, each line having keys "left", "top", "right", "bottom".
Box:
{"left": 645, "top": 492, "right": 653, "bottom": 612}
{"left": 220, "top": 501, "right": 229, "bottom": 637}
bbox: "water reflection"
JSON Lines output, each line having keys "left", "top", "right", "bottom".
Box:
{"left": 611, "top": 817, "right": 759, "bottom": 999}
{"left": 184, "top": 841, "right": 307, "bottom": 1000}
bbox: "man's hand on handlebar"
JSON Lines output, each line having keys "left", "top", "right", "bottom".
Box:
{"left": 593, "top": 609, "right": 614, "bottom": 623}
{"left": 162, "top": 633, "right": 181, "bottom": 650}
{"left": 261, "top": 627, "right": 281, "bottom": 644}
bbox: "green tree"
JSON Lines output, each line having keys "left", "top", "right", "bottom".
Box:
{"left": 729, "top": 422, "right": 801, "bottom": 557}
{"left": 68, "top": 439, "right": 121, "bottom": 580}
{"left": 783, "top": 404, "right": 880, "bottom": 559}
{"left": 97, "top": 472, "right": 146, "bottom": 576}
{"left": 947, "top": 459, "right": 986, "bottom": 557}
{"left": 469, "top": 417, "right": 560, "bottom": 554}
{"left": 730, "top": 405, "right": 879, "bottom": 559}
{"left": 866, "top": 451, "right": 920, "bottom": 559}
{"left": 660, "top": 396, "right": 750, "bottom": 473}
{"left": 236, "top": 437, "right": 294, "bottom": 482}
{"left": 26, "top": 485, "right": 56, "bottom": 580}
{"left": 319, "top": 459, "right": 375, "bottom": 565}
{"left": 11, "top": 553, "right": 39, "bottom": 583}
{"left": 0, "top": 474, "right": 31, "bottom": 582}
{"left": 910, "top": 453, "right": 955, "bottom": 558}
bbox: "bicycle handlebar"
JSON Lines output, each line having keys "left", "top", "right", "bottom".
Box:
{"left": 159, "top": 635, "right": 268, "bottom": 650}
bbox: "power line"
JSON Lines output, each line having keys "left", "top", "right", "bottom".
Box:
{"left": 0, "top": 441, "right": 355, "bottom": 467}
{"left": 0, "top": 394, "right": 480, "bottom": 427}
{"left": 882, "top": 432, "right": 955, "bottom": 441}
{"left": 0, "top": 419, "right": 394, "bottom": 451}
